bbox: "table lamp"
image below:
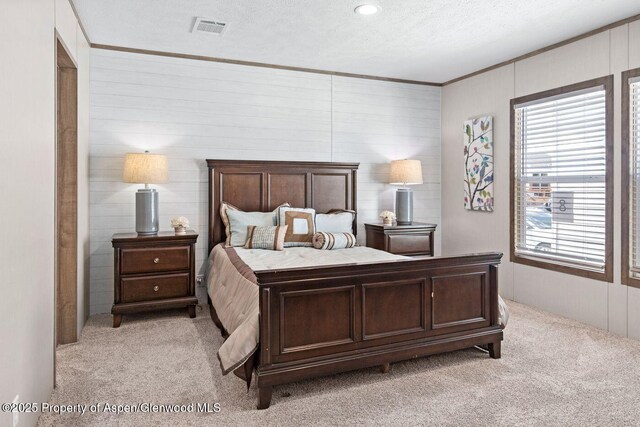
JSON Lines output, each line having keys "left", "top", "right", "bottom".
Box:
{"left": 123, "top": 151, "right": 168, "bottom": 235}
{"left": 389, "top": 159, "right": 423, "bottom": 225}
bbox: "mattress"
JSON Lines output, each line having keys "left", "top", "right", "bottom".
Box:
{"left": 206, "top": 244, "right": 407, "bottom": 375}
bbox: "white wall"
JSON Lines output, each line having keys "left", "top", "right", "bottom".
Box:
{"left": 442, "top": 19, "right": 640, "bottom": 339}
{"left": 77, "top": 21, "right": 91, "bottom": 336}
{"left": 0, "top": 1, "right": 55, "bottom": 426}
{"left": 88, "top": 48, "right": 441, "bottom": 314}
{"left": 0, "top": 1, "right": 90, "bottom": 426}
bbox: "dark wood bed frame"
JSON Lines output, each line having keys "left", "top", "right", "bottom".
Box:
{"left": 206, "top": 159, "right": 503, "bottom": 409}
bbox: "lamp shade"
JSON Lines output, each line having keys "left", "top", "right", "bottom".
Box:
{"left": 123, "top": 153, "right": 168, "bottom": 184}
{"left": 389, "top": 159, "right": 423, "bottom": 185}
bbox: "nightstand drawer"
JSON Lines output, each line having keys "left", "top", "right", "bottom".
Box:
{"left": 121, "top": 246, "right": 190, "bottom": 274}
{"left": 120, "top": 273, "right": 190, "bottom": 303}
{"left": 387, "top": 234, "right": 431, "bottom": 255}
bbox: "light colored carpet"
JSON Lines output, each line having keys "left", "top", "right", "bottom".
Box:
{"left": 37, "top": 302, "right": 640, "bottom": 427}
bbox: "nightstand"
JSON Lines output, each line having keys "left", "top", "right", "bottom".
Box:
{"left": 111, "top": 231, "right": 198, "bottom": 327}
{"left": 365, "top": 222, "right": 437, "bottom": 257}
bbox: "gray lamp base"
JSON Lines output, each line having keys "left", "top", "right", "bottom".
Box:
{"left": 136, "top": 188, "right": 159, "bottom": 235}
{"left": 395, "top": 188, "right": 413, "bottom": 225}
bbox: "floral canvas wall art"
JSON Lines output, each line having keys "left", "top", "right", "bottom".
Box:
{"left": 464, "top": 116, "right": 493, "bottom": 211}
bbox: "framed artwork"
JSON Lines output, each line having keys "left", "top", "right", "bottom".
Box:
{"left": 464, "top": 116, "right": 494, "bottom": 211}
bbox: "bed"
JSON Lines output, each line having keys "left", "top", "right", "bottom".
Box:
{"left": 205, "top": 159, "right": 503, "bottom": 409}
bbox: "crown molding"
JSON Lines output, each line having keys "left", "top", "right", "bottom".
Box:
{"left": 443, "top": 13, "right": 640, "bottom": 86}
{"left": 90, "top": 43, "right": 442, "bottom": 87}
{"left": 67, "top": 0, "right": 90, "bottom": 44}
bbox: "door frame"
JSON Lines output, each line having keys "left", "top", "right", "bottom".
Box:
{"left": 55, "top": 35, "right": 78, "bottom": 347}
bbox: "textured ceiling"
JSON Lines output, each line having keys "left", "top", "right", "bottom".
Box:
{"left": 73, "top": 0, "right": 640, "bottom": 83}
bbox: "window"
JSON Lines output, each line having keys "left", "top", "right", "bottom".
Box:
{"left": 510, "top": 76, "right": 613, "bottom": 281}
{"left": 622, "top": 68, "right": 640, "bottom": 288}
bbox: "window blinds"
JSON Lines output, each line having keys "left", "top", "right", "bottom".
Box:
{"left": 630, "top": 77, "right": 640, "bottom": 278}
{"left": 513, "top": 85, "right": 608, "bottom": 271}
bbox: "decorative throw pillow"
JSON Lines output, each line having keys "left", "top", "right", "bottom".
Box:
{"left": 244, "top": 225, "right": 288, "bottom": 251}
{"left": 220, "top": 202, "right": 289, "bottom": 246}
{"left": 220, "top": 202, "right": 242, "bottom": 245}
{"left": 313, "top": 232, "right": 357, "bottom": 250}
{"left": 315, "top": 210, "right": 356, "bottom": 233}
{"left": 278, "top": 207, "right": 316, "bottom": 247}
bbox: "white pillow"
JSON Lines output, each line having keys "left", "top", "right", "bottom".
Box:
{"left": 315, "top": 211, "right": 355, "bottom": 233}
{"left": 220, "top": 202, "right": 289, "bottom": 246}
{"left": 226, "top": 209, "right": 277, "bottom": 246}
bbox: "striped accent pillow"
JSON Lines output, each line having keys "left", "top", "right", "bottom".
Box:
{"left": 312, "top": 232, "right": 357, "bottom": 250}
{"left": 244, "top": 225, "right": 288, "bottom": 251}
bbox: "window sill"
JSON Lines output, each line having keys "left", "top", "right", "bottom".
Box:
{"left": 511, "top": 253, "right": 612, "bottom": 283}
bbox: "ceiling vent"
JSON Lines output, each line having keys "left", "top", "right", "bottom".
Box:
{"left": 192, "top": 17, "right": 228, "bottom": 35}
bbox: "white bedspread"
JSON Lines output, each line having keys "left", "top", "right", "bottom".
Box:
{"left": 236, "top": 245, "right": 408, "bottom": 271}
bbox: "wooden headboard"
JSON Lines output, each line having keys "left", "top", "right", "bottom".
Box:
{"left": 207, "top": 160, "right": 359, "bottom": 251}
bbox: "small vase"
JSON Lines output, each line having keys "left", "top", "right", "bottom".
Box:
{"left": 383, "top": 218, "right": 393, "bottom": 226}
{"left": 174, "top": 226, "right": 186, "bottom": 235}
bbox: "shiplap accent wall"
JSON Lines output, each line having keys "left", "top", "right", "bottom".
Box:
{"left": 89, "top": 48, "right": 441, "bottom": 314}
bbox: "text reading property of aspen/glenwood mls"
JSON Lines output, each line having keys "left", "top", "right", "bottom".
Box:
{"left": 1, "top": 402, "right": 222, "bottom": 415}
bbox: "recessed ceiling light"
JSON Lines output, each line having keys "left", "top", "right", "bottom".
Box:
{"left": 354, "top": 4, "right": 380, "bottom": 15}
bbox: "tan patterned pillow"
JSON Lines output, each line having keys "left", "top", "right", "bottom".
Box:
{"left": 278, "top": 207, "right": 316, "bottom": 247}
{"left": 220, "top": 202, "right": 289, "bottom": 246}
{"left": 244, "top": 225, "right": 288, "bottom": 251}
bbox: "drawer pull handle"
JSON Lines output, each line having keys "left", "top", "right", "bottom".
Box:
{"left": 153, "top": 258, "right": 160, "bottom": 264}
{"left": 153, "top": 285, "right": 159, "bottom": 292}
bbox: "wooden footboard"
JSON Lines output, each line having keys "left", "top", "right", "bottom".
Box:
{"left": 251, "top": 252, "right": 503, "bottom": 409}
